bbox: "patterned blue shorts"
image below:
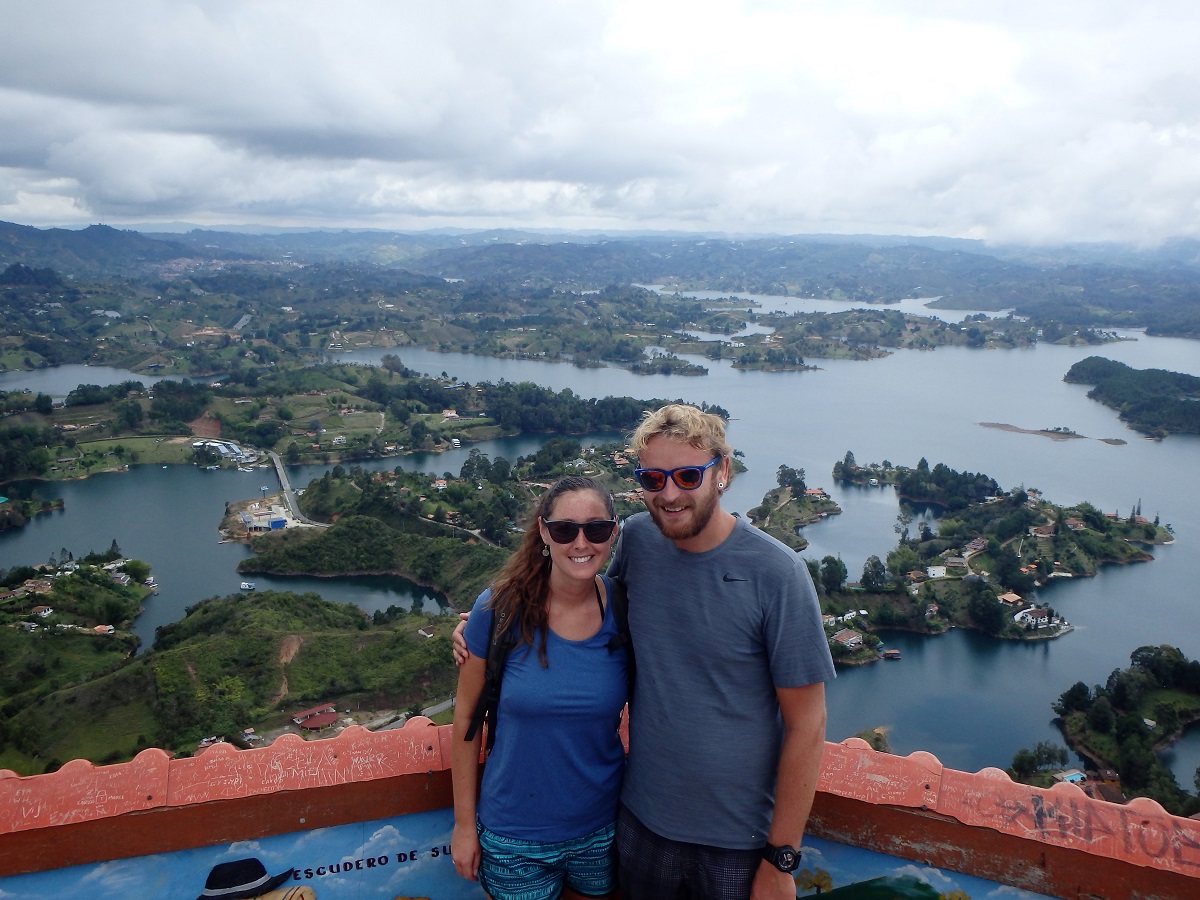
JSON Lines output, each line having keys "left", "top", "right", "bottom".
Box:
{"left": 477, "top": 820, "right": 616, "bottom": 900}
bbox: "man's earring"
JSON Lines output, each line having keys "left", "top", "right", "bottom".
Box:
{"left": 717, "top": 482, "right": 724, "bottom": 489}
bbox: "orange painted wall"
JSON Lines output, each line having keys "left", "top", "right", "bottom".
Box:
{"left": 2, "top": 723, "right": 1199, "bottom": 898}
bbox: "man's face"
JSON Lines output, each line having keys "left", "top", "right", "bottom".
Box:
{"left": 638, "top": 435, "right": 726, "bottom": 547}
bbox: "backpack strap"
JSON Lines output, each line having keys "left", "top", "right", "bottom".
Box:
{"left": 463, "top": 602, "right": 519, "bottom": 752}
{"left": 465, "top": 578, "right": 636, "bottom": 751}
{"left": 604, "top": 577, "right": 635, "bottom": 708}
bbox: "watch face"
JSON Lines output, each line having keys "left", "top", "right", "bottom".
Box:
{"left": 765, "top": 845, "right": 799, "bottom": 871}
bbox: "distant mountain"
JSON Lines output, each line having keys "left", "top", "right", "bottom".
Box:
{"left": 2, "top": 220, "right": 1198, "bottom": 338}
{"left": 147, "top": 227, "right": 464, "bottom": 266}
{"left": 0, "top": 221, "right": 241, "bottom": 277}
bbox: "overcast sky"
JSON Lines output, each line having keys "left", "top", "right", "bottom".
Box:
{"left": 3, "top": 1, "right": 1199, "bottom": 244}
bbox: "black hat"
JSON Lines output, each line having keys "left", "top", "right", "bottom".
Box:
{"left": 197, "top": 858, "right": 294, "bottom": 899}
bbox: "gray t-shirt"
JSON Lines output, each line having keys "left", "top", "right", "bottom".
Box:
{"left": 608, "top": 512, "right": 835, "bottom": 849}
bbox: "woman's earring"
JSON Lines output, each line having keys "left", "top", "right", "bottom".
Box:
{"left": 542, "top": 545, "right": 550, "bottom": 557}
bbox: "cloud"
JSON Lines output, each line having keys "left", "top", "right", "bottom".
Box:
{"left": 3, "top": 1, "right": 1200, "bottom": 243}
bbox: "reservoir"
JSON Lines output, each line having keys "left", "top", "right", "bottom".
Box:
{"left": 2, "top": 299, "right": 1199, "bottom": 782}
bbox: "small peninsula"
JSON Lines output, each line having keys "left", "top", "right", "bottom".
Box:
{"left": 1039, "top": 645, "right": 1200, "bottom": 819}
{"left": 1064, "top": 356, "right": 1200, "bottom": 437}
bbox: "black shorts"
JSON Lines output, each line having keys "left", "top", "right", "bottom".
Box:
{"left": 616, "top": 805, "right": 762, "bottom": 900}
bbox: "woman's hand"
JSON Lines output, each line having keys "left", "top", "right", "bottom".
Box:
{"left": 452, "top": 820, "right": 482, "bottom": 882}
{"left": 452, "top": 612, "right": 470, "bottom": 666}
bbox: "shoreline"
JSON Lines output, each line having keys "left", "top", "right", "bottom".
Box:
{"left": 979, "top": 421, "right": 1128, "bottom": 445}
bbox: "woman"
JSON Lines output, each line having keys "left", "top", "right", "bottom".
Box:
{"left": 451, "top": 475, "right": 627, "bottom": 900}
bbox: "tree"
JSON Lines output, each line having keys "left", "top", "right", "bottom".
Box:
{"left": 796, "top": 868, "right": 833, "bottom": 894}
{"left": 1152, "top": 701, "right": 1179, "bottom": 736}
{"left": 1087, "top": 696, "right": 1115, "bottom": 734}
{"left": 1033, "top": 740, "right": 1068, "bottom": 770}
{"left": 1011, "top": 747, "right": 1037, "bottom": 779}
{"left": 460, "top": 448, "right": 490, "bottom": 483}
{"left": 860, "top": 555, "right": 888, "bottom": 591}
{"left": 489, "top": 456, "right": 512, "bottom": 484}
{"left": 381, "top": 353, "right": 407, "bottom": 374}
{"left": 886, "top": 545, "right": 919, "bottom": 581}
{"left": 1106, "top": 667, "right": 1152, "bottom": 710}
{"left": 967, "top": 585, "right": 1006, "bottom": 635}
{"left": 1054, "top": 681, "right": 1091, "bottom": 716}
{"left": 820, "top": 556, "right": 847, "bottom": 595}
{"left": 1131, "top": 645, "right": 1187, "bottom": 688}
{"left": 122, "top": 559, "right": 151, "bottom": 584}
{"left": 112, "top": 398, "right": 144, "bottom": 430}
{"left": 776, "top": 464, "right": 806, "bottom": 493}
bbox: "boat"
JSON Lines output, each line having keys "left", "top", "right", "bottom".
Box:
{"left": 883, "top": 649, "right": 901, "bottom": 660}
{"left": 240, "top": 582, "right": 256, "bottom": 591}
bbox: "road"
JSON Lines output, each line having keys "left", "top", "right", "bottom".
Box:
{"left": 268, "top": 451, "right": 328, "bottom": 527}
{"left": 375, "top": 697, "right": 455, "bottom": 731}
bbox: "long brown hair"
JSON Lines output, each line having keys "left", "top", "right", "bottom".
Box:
{"left": 487, "top": 475, "right": 616, "bottom": 666}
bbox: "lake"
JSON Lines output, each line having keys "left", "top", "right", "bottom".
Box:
{"left": 3, "top": 296, "right": 1199, "bottom": 783}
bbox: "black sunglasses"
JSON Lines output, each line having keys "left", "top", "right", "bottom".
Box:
{"left": 542, "top": 518, "right": 618, "bottom": 544}
{"left": 633, "top": 457, "right": 721, "bottom": 492}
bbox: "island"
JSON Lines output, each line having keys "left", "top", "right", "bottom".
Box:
{"left": 746, "top": 464, "right": 842, "bottom": 551}
{"left": 0, "top": 362, "right": 730, "bottom": 485}
{"left": 813, "top": 455, "right": 1172, "bottom": 664}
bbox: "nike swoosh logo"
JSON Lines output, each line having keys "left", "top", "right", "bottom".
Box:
{"left": 722, "top": 573, "right": 748, "bottom": 582}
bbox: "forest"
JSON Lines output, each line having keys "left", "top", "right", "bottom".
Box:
{"left": 1053, "top": 645, "right": 1200, "bottom": 816}
{"left": 1064, "top": 356, "right": 1200, "bottom": 435}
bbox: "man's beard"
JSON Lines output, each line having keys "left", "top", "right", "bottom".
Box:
{"left": 646, "top": 486, "right": 720, "bottom": 542}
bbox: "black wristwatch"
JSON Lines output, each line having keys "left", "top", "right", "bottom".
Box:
{"left": 762, "top": 842, "right": 800, "bottom": 873}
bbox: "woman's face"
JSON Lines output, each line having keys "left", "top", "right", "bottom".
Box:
{"left": 538, "top": 489, "right": 616, "bottom": 585}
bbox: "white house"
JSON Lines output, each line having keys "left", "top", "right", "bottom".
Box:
{"left": 1015, "top": 607, "right": 1051, "bottom": 628}
{"left": 831, "top": 628, "right": 863, "bottom": 650}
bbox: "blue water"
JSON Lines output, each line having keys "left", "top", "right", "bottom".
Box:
{"left": 3, "top": 313, "right": 1199, "bottom": 781}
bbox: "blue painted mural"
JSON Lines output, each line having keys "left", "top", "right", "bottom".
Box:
{"left": 0, "top": 810, "right": 1047, "bottom": 899}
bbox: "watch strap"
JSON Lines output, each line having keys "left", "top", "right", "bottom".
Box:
{"left": 762, "top": 841, "right": 800, "bottom": 872}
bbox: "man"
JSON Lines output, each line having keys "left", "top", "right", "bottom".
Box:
{"left": 455, "top": 403, "right": 834, "bottom": 899}
{"left": 610, "top": 403, "right": 834, "bottom": 900}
